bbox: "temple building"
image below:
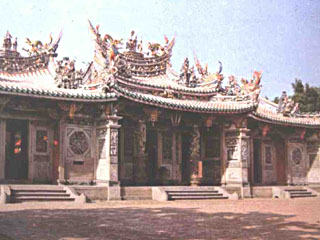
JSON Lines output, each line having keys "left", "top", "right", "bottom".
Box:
{"left": 0, "top": 23, "right": 320, "bottom": 201}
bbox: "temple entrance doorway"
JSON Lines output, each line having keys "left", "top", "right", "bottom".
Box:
{"left": 5, "top": 119, "right": 29, "bottom": 180}
{"left": 253, "top": 139, "right": 262, "bottom": 185}
{"left": 146, "top": 129, "right": 158, "bottom": 185}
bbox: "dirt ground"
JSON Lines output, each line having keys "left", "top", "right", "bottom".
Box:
{"left": 0, "top": 198, "right": 320, "bottom": 240}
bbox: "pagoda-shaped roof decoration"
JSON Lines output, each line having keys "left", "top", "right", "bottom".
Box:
{"left": 88, "top": 20, "right": 175, "bottom": 78}
{"left": 0, "top": 31, "right": 62, "bottom": 73}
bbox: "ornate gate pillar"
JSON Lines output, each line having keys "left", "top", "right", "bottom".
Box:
{"left": 134, "top": 120, "right": 148, "bottom": 184}
{"left": 190, "top": 124, "right": 202, "bottom": 186}
{"left": 223, "top": 122, "right": 251, "bottom": 188}
{"left": 96, "top": 115, "right": 122, "bottom": 200}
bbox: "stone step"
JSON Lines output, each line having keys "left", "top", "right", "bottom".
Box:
{"left": 169, "top": 195, "right": 228, "bottom": 200}
{"left": 168, "top": 192, "right": 223, "bottom": 197}
{"left": 167, "top": 190, "right": 219, "bottom": 194}
{"left": 12, "top": 196, "right": 75, "bottom": 202}
{"left": 8, "top": 185, "right": 76, "bottom": 203}
{"left": 288, "top": 191, "right": 313, "bottom": 195}
{"left": 285, "top": 189, "right": 308, "bottom": 192}
{"left": 11, "top": 189, "right": 66, "bottom": 193}
{"left": 9, "top": 185, "right": 63, "bottom": 191}
{"left": 290, "top": 194, "right": 317, "bottom": 198}
{"left": 122, "top": 196, "right": 152, "bottom": 200}
{"left": 12, "top": 192, "right": 70, "bottom": 197}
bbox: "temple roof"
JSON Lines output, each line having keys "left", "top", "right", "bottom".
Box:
{"left": 0, "top": 27, "right": 319, "bottom": 127}
{"left": 0, "top": 31, "right": 116, "bottom": 102}
{"left": 251, "top": 98, "right": 320, "bottom": 128}
{"left": 0, "top": 62, "right": 116, "bottom": 101}
{"left": 114, "top": 83, "right": 256, "bottom": 113}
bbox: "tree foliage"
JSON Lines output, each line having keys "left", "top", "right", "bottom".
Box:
{"left": 291, "top": 79, "right": 320, "bottom": 112}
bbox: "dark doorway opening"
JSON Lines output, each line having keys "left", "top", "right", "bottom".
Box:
{"left": 253, "top": 139, "right": 262, "bottom": 185}
{"left": 146, "top": 129, "right": 157, "bottom": 185}
{"left": 5, "top": 119, "right": 29, "bottom": 180}
{"left": 274, "top": 136, "right": 286, "bottom": 185}
{"left": 181, "top": 131, "right": 192, "bottom": 185}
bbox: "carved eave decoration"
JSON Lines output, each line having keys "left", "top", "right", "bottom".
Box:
{"left": 170, "top": 113, "right": 182, "bottom": 127}
{"left": 259, "top": 124, "right": 271, "bottom": 137}
{"left": 144, "top": 107, "right": 160, "bottom": 126}
{"left": 58, "top": 102, "right": 83, "bottom": 119}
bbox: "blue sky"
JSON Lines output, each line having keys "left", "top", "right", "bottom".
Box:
{"left": 1, "top": 0, "right": 320, "bottom": 99}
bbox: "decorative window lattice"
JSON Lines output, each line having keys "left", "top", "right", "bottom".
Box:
{"left": 69, "top": 131, "right": 89, "bottom": 156}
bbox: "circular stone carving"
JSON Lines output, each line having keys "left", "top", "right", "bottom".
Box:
{"left": 69, "top": 131, "right": 89, "bottom": 155}
{"left": 292, "top": 148, "right": 302, "bottom": 165}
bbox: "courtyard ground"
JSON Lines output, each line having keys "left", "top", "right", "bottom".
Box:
{"left": 0, "top": 198, "right": 320, "bottom": 240}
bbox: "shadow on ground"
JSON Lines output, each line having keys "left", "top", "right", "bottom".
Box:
{"left": 0, "top": 206, "right": 320, "bottom": 240}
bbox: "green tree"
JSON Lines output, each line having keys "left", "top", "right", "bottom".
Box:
{"left": 291, "top": 79, "right": 320, "bottom": 112}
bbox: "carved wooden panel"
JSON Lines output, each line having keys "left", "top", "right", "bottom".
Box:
{"left": 289, "top": 143, "right": 307, "bottom": 185}
{"left": 30, "top": 122, "right": 53, "bottom": 183}
{"left": 36, "top": 130, "right": 48, "bottom": 153}
{"left": 226, "top": 136, "right": 238, "bottom": 161}
{"left": 34, "top": 155, "right": 49, "bottom": 162}
{"left": 241, "top": 140, "right": 249, "bottom": 163}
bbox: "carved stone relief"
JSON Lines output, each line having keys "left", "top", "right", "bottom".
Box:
{"left": 289, "top": 144, "right": 306, "bottom": 185}
{"left": 226, "top": 137, "right": 238, "bottom": 161}
{"left": 97, "top": 128, "right": 107, "bottom": 138}
{"left": 292, "top": 148, "right": 302, "bottom": 165}
{"left": 241, "top": 140, "right": 249, "bottom": 162}
{"left": 69, "top": 131, "right": 89, "bottom": 156}
{"left": 110, "top": 129, "right": 118, "bottom": 156}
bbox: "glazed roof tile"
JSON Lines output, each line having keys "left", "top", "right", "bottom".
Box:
{"left": 116, "top": 69, "right": 221, "bottom": 95}
{"left": 0, "top": 60, "right": 116, "bottom": 102}
{"left": 252, "top": 98, "right": 320, "bottom": 127}
{"left": 114, "top": 84, "right": 255, "bottom": 113}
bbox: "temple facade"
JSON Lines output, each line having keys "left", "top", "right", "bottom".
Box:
{"left": 1, "top": 24, "right": 320, "bottom": 194}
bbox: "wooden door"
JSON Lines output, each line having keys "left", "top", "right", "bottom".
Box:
{"left": 30, "top": 122, "right": 53, "bottom": 183}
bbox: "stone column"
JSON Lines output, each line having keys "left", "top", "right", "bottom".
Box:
{"left": 224, "top": 127, "right": 251, "bottom": 188}
{"left": 134, "top": 120, "right": 148, "bottom": 185}
{"left": 190, "top": 125, "right": 202, "bottom": 186}
{"left": 0, "top": 119, "right": 6, "bottom": 180}
{"left": 58, "top": 119, "right": 66, "bottom": 183}
{"left": 96, "top": 116, "right": 122, "bottom": 200}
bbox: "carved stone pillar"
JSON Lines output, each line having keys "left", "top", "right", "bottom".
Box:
{"left": 224, "top": 127, "right": 250, "bottom": 187}
{"left": 58, "top": 119, "right": 66, "bottom": 183}
{"left": 134, "top": 120, "right": 148, "bottom": 184}
{"left": 190, "top": 125, "right": 202, "bottom": 186}
{"left": 96, "top": 116, "right": 121, "bottom": 200}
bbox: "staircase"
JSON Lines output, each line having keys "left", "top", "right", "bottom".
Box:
{"left": 153, "top": 186, "right": 233, "bottom": 201}
{"left": 284, "top": 188, "right": 317, "bottom": 199}
{"left": 167, "top": 189, "right": 228, "bottom": 200}
{"left": 10, "top": 185, "right": 75, "bottom": 203}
